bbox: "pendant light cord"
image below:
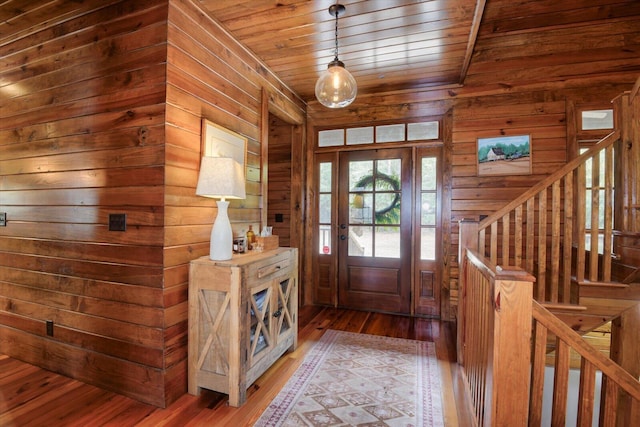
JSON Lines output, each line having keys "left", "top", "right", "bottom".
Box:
{"left": 334, "top": 6, "right": 339, "bottom": 61}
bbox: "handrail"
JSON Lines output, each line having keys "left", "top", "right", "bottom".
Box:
{"left": 465, "top": 130, "right": 621, "bottom": 304}
{"left": 478, "top": 130, "right": 619, "bottom": 230}
{"left": 530, "top": 301, "right": 640, "bottom": 425}
{"left": 532, "top": 301, "right": 640, "bottom": 399}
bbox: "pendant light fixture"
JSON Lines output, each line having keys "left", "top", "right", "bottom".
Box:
{"left": 315, "top": 3, "right": 357, "bottom": 108}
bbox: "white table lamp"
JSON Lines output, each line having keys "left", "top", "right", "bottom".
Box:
{"left": 196, "top": 157, "right": 246, "bottom": 260}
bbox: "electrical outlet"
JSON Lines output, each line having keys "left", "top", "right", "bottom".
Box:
{"left": 108, "top": 213, "right": 127, "bottom": 231}
{"left": 46, "top": 320, "right": 54, "bottom": 337}
{"left": 275, "top": 213, "right": 284, "bottom": 223}
{"left": 0, "top": 212, "right": 6, "bottom": 227}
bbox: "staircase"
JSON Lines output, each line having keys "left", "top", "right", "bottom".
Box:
{"left": 457, "top": 87, "right": 640, "bottom": 425}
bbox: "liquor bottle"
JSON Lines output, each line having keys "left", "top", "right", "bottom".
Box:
{"left": 246, "top": 225, "right": 255, "bottom": 250}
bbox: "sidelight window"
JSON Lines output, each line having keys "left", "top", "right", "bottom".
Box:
{"left": 578, "top": 108, "right": 614, "bottom": 255}
{"left": 318, "top": 162, "right": 333, "bottom": 255}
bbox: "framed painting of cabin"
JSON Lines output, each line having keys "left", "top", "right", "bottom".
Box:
{"left": 477, "top": 134, "right": 531, "bottom": 176}
{"left": 201, "top": 119, "right": 247, "bottom": 176}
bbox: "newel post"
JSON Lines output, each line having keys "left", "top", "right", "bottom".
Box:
{"left": 486, "top": 266, "right": 535, "bottom": 426}
{"left": 457, "top": 219, "right": 479, "bottom": 365}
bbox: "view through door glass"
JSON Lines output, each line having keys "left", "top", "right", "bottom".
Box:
{"left": 338, "top": 149, "right": 411, "bottom": 314}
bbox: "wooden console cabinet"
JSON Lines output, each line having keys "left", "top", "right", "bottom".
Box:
{"left": 188, "top": 248, "right": 298, "bottom": 406}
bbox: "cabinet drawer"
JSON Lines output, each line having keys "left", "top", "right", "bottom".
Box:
{"left": 256, "top": 257, "right": 291, "bottom": 279}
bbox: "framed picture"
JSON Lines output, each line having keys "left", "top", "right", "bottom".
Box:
{"left": 201, "top": 119, "right": 247, "bottom": 175}
{"left": 477, "top": 134, "right": 531, "bottom": 176}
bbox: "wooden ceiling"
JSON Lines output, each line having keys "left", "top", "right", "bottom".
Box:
{"left": 199, "top": 0, "right": 640, "bottom": 103}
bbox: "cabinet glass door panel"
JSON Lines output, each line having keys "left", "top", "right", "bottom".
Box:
{"left": 276, "top": 278, "right": 294, "bottom": 336}
{"left": 249, "top": 286, "right": 272, "bottom": 359}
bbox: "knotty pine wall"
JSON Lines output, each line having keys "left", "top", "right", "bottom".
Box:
{"left": 0, "top": 0, "right": 303, "bottom": 408}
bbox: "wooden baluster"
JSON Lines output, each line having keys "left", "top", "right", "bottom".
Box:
{"left": 552, "top": 338, "right": 570, "bottom": 426}
{"left": 490, "top": 222, "right": 498, "bottom": 266}
{"left": 538, "top": 189, "right": 547, "bottom": 301}
{"left": 526, "top": 198, "right": 535, "bottom": 273}
{"left": 502, "top": 212, "right": 510, "bottom": 266}
{"left": 514, "top": 205, "right": 523, "bottom": 268}
{"left": 577, "top": 358, "right": 596, "bottom": 427}
{"left": 590, "top": 153, "right": 600, "bottom": 281}
{"left": 563, "top": 172, "right": 573, "bottom": 303}
{"left": 529, "top": 319, "right": 548, "bottom": 425}
{"left": 602, "top": 145, "right": 613, "bottom": 281}
{"left": 576, "top": 163, "right": 587, "bottom": 283}
{"left": 551, "top": 181, "right": 561, "bottom": 303}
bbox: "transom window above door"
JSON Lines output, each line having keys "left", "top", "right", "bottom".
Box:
{"left": 318, "top": 121, "right": 439, "bottom": 147}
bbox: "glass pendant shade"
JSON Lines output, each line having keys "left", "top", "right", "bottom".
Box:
{"left": 315, "top": 3, "right": 357, "bottom": 108}
{"left": 315, "top": 59, "right": 357, "bottom": 108}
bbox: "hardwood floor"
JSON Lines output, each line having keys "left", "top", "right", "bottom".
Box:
{"left": 0, "top": 306, "right": 473, "bottom": 426}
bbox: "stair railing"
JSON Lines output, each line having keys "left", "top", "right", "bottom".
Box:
{"left": 461, "top": 130, "right": 620, "bottom": 305}
{"left": 530, "top": 301, "right": 640, "bottom": 426}
{"left": 459, "top": 247, "right": 640, "bottom": 426}
{"left": 458, "top": 247, "right": 535, "bottom": 426}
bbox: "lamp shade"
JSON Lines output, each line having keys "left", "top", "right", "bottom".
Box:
{"left": 196, "top": 156, "right": 246, "bottom": 261}
{"left": 196, "top": 156, "right": 246, "bottom": 200}
{"left": 315, "top": 60, "right": 357, "bottom": 108}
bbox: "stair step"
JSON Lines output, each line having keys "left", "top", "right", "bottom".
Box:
{"left": 549, "top": 312, "right": 609, "bottom": 333}
{"left": 575, "top": 279, "right": 629, "bottom": 288}
{"left": 578, "top": 297, "right": 639, "bottom": 317}
{"left": 541, "top": 302, "right": 587, "bottom": 312}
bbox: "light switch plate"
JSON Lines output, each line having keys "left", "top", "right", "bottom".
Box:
{"left": 108, "top": 213, "right": 126, "bottom": 231}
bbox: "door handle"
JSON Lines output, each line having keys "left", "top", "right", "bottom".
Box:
{"left": 340, "top": 235, "right": 346, "bottom": 240}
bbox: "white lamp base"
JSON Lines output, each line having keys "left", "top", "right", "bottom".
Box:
{"left": 209, "top": 199, "right": 232, "bottom": 261}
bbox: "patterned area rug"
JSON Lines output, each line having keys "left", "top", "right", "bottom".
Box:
{"left": 254, "top": 330, "right": 444, "bottom": 426}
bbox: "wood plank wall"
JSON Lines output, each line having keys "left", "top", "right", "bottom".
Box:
{"left": 306, "top": 81, "right": 631, "bottom": 321}
{"left": 0, "top": 0, "right": 170, "bottom": 407}
{"left": 0, "top": 0, "right": 303, "bottom": 408}
{"left": 267, "top": 115, "right": 293, "bottom": 246}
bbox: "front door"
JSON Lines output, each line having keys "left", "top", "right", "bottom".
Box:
{"left": 337, "top": 149, "right": 412, "bottom": 314}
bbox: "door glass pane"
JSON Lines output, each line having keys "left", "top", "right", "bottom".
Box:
{"left": 421, "top": 157, "right": 437, "bottom": 190}
{"left": 349, "top": 161, "right": 373, "bottom": 191}
{"left": 318, "top": 161, "right": 333, "bottom": 255}
{"left": 420, "top": 156, "right": 438, "bottom": 260}
{"left": 319, "top": 224, "right": 331, "bottom": 254}
{"left": 375, "top": 159, "right": 401, "bottom": 190}
{"left": 421, "top": 193, "right": 436, "bottom": 225}
{"left": 348, "top": 158, "right": 402, "bottom": 258}
{"left": 319, "top": 162, "right": 332, "bottom": 192}
{"left": 375, "top": 193, "right": 400, "bottom": 224}
{"left": 375, "top": 226, "right": 400, "bottom": 258}
{"left": 349, "top": 225, "right": 372, "bottom": 256}
{"left": 319, "top": 194, "right": 332, "bottom": 223}
{"left": 421, "top": 228, "right": 436, "bottom": 260}
{"left": 350, "top": 193, "right": 373, "bottom": 224}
